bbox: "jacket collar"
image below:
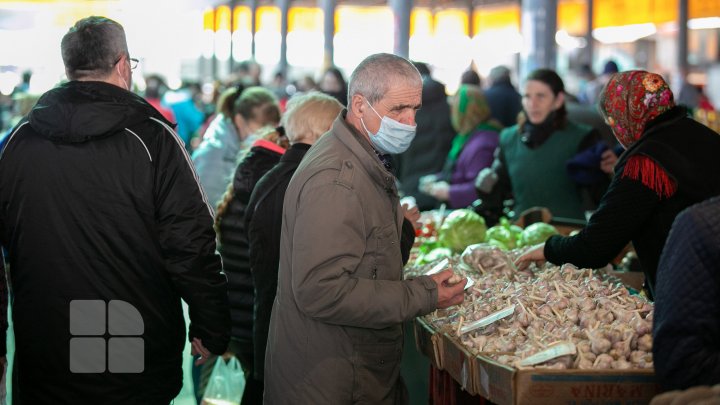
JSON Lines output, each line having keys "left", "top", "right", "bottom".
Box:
{"left": 333, "top": 111, "right": 397, "bottom": 195}
{"left": 280, "top": 142, "right": 311, "bottom": 163}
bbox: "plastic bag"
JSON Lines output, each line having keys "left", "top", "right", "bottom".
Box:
{"left": 201, "top": 357, "right": 245, "bottom": 405}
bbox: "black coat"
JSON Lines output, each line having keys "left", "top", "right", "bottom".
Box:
{"left": 653, "top": 196, "right": 720, "bottom": 390}
{"left": 394, "top": 77, "right": 455, "bottom": 210}
{"left": 246, "top": 143, "right": 417, "bottom": 381}
{"left": 245, "top": 142, "right": 310, "bottom": 380}
{"left": 484, "top": 80, "right": 522, "bottom": 128}
{"left": 0, "top": 81, "right": 230, "bottom": 404}
{"left": 218, "top": 140, "right": 283, "bottom": 346}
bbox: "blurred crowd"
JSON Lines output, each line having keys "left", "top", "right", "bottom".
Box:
{"left": 2, "top": 24, "right": 720, "bottom": 402}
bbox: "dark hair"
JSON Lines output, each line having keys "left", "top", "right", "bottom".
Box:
{"left": 61, "top": 16, "right": 128, "bottom": 80}
{"left": 144, "top": 74, "right": 168, "bottom": 99}
{"left": 412, "top": 62, "right": 431, "bottom": 77}
{"left": 603, "top": 60, "right": 619, "bottom": 75}
{"left": 461, "top": 70, "right": 481, "bottom": 86}
{"left": 215, "top": 84, "right": 245, "bottom": 117}
{"left": 525, "top": 68, "right": 567, "bottom": 128}
{"left": 233, "top": 86, "right": 280, "bottom": 125}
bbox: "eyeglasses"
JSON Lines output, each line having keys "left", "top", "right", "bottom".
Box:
{"left": 114, "top": 55, "right": 139, "bottom": 71}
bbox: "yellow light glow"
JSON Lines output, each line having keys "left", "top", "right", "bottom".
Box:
{"left": 203, "top": 7, "right": 214, "bottom": 31}
{"left": 215, "top": 5, "right": 231, "bottom": 32}
{"left": 691, "top": 0, "right": 720, "bottom": 19}
{"left": 334, "top": 6, "right": 393, "bottom": 70}
{"left": 288, "top": 7, "right": 322, "bottom": 32}
{"left": 336, "top": 6, "right": 392, "bottom": 33}
{"left": 435, "top": 9, "right": 468, "bottom": 36}
{"left": 410, "top": 8, "right": 433, "bottom": 36}
{"left": 256, "top": 6, "right": 280, "bottom": 32}
{"left": 472, "top": 6, "right": 519, "bottom": 33}
{"left": 594, "top": 0, "right": 674, "bottom": 28}
{"left": 233, "top": 6, "right": 252, "bottom": 33}
{"left": 558, "top": 0, "right": 586, "bottom": 35}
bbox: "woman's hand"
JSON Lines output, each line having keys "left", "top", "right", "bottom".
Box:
{"left": 600, "top": 149, "right": 618, "bottom": 175}
{"left": 514, "top": 243, "right": 546, "bottom": 270}
{"left": 428, "top": 181, "right": 450, "bottom": 201}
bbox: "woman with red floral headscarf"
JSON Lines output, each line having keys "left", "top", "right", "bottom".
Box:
{"left": 516, "top": 70, "right": 720, "bottom": 298}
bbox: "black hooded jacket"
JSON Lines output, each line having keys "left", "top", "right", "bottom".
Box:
{"left": 0, "top": 81, "right": 230, "bottom": 404}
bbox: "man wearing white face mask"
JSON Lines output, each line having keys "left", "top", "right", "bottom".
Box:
{"left": 0, "top": 16, "right": 230, "bottom": 403}
{"left": 264, "top": 53, "right": 466, "bottom": 404}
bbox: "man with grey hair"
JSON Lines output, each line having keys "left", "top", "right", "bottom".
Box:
{"left": 263, "top": 53, "right": 465, "bottom": 404}
{"left": 0, "top": 16, "right": 229, "bottom": 404}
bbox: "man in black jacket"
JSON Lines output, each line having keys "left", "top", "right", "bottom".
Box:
{"left": 0, "top": 16, "right": 230, "bottom": 404}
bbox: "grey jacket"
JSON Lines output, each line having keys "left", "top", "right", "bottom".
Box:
{"left": 264, "top": 112, "right": 438, "bottom": 404}
{"left": 191, "top": 114, "right": 242, "bottom": 207}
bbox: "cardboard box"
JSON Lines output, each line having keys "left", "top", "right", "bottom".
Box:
{"left": 440, "top": 333, "right": 478, "bottom": 395}
{"left": 414, "top": 318, "right": 443, "bottom": 369}
{"left": 471, "top": 354, "right": 660, "bottom": 405}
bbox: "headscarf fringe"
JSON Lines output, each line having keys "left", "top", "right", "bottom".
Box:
{"left": 621, "top": 155, "right": 677, "bottom": 198}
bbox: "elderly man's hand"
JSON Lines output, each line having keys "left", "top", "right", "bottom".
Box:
{"left": 514, "top": 243, "right": 546, "bottom": 271}
{"left": 430, "top": 269, "right": 466, "bottom": 308}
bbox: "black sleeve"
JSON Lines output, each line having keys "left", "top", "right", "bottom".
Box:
{"left": 653, "top": 204, "right": 720, "bottom": 390}
{"left": 154, "top": 126, "right": 231, "bottom": 355}
{"left": 0, "top": 250, "right": 6, "bottom": 357}
{"left": 577, "top": 128, "right": 602, "bottom": 152}
{"left": 400, "top": 218, "right": 416, "bottom": 265}
{"left": 474, "top": 147, "right": 512, "bottom": 224}
{"left": 575, "top": 128, "right": 612, "bottom": 209}
{"left": 544, "top": 175, "right": 660, "bottom": 269}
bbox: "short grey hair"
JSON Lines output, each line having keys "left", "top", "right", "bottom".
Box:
{"left": 347, "top": 53, "right": 421, "bottom": 109}
{"left": 61, "top": 16, "right": 128, "bottom": 80}
{"left": 282, "top": 91, "right": 342, "bottom": 143}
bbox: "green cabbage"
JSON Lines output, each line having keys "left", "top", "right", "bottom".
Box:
{"left": 518, "top": 222, "right": 560, "bottom": 247}
{"left": 438, "top": 209, "right": 487, "bottom": 253}
{"left": 419, "top": 247, "right": 453, "bottom": 264}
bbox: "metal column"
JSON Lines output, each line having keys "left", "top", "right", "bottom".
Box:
{"left": 520, "top": 0, "right": 558, "bottom": 79}
{"left": 391, "top": 0, "right": 412, "bottom": 59}
{"left": 678, "top": 0, "right": 689, "bottom": 73}
{"left": 467, "top": 0, "right": 475, "bottom": 38}
{"left": 584, "top": 0, "right": 594, "bottom": 67}
{"left": 322, "top": 0, "right": 336, "bottom": 69}
{"left": 250, "top": 0, "right": 258, "bottom": 59}
{"left": 229, "top": 0, "right": 238, "bottom": 72}
{"left": 278, "top": 0, "right": 290, "bottom": 77}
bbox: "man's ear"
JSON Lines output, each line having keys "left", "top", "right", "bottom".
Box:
{"left": 554, "top": 91, "right": 566, "bottom": 109}
{"left": 349, "top": 94, "right": 365, "bottom": 119}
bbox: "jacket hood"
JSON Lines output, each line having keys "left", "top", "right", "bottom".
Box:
{"left": 202, "top": 114, "right": 242, "bottom": 151}
{"left": 422, "top": 77, "right": 448, "bottom": 105}
{"left": 28, "top": 80, "right": 173, "bottom": 143}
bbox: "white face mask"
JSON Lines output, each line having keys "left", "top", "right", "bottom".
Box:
{"left": 360, "top": 98, "right": 417, "bottom": 154}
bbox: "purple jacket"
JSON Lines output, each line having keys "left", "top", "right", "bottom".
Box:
{"left": 446, "top": 129, "right": 499, "bottom": 208}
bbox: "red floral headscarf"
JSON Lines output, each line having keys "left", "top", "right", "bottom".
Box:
{"left": 599, "top": 71, "right": 675, "bottom": 149}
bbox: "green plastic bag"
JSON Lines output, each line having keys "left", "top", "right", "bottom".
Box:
{"left": 201, "top": 357, "right": 245, "bottom": 405}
